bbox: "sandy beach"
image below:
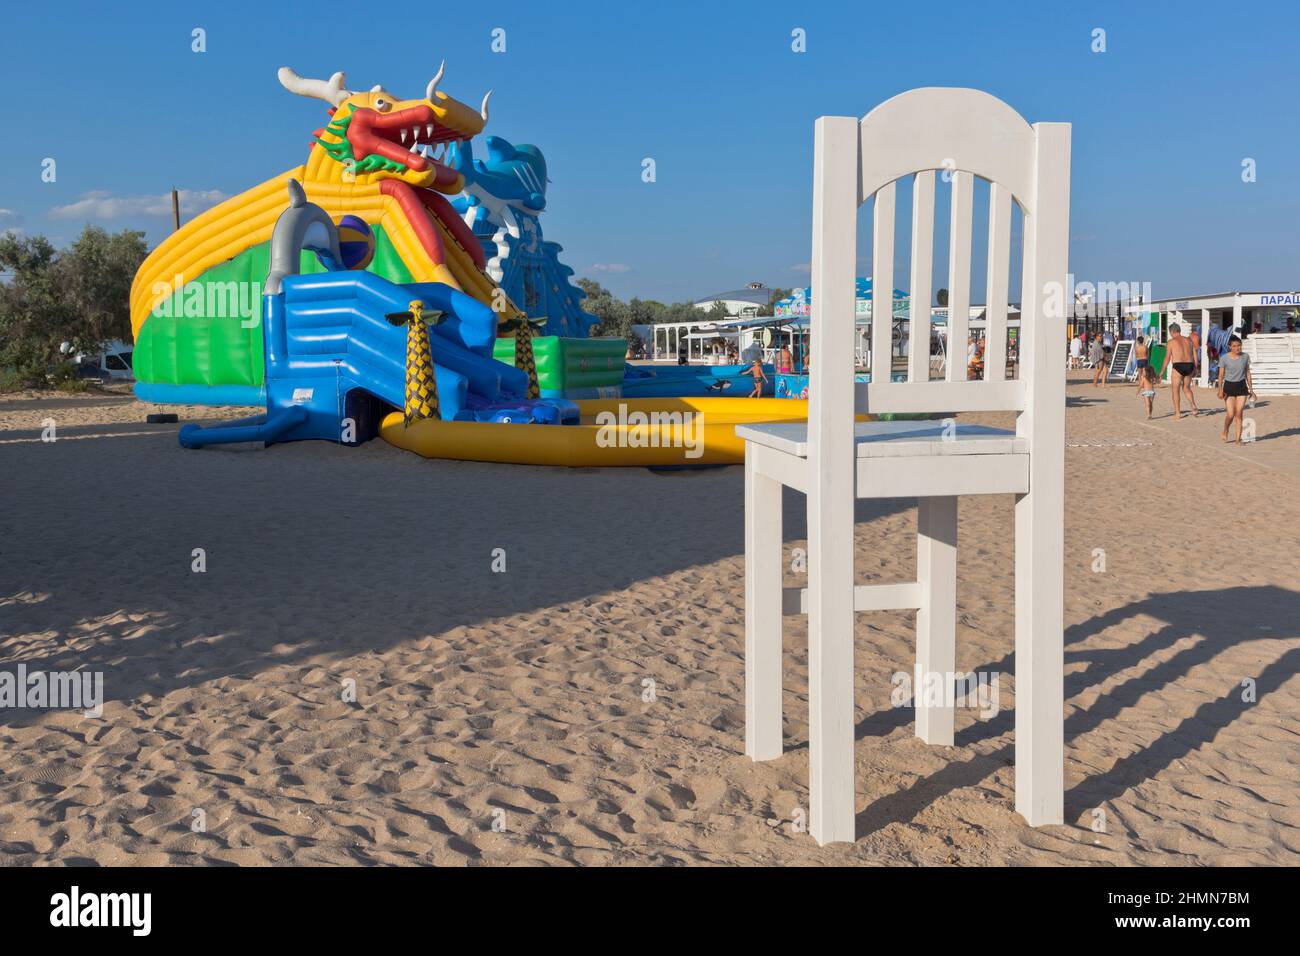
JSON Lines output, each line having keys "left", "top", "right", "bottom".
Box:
{"left": 1, "top": 376, "right": 1297, "bottom": 866}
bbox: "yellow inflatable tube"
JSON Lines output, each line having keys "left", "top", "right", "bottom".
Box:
{"left": 380, "top": 397, "right": 812, "bottom": 466}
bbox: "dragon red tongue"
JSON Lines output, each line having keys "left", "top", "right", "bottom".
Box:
{"left": 370, "top": 136, "right": 426, "bottom": 171}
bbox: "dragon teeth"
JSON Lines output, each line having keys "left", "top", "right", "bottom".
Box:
{"left": 427, "top": 124, "right": 435, "bottom": 139}
{"left": 400, "top": 129, "right": 407, "bottom": 143}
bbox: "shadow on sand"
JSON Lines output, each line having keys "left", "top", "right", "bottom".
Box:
{"left": 0, "top": 426, "right": 906, "bottom": 727}
{"left": 852, "top": 585, "right": 1299, "bottom": 836}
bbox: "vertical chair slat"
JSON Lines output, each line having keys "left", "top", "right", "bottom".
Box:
{"left": 806, "top": 115, "right": 861, "bottom": 846}
{"left": 984, "top": 183, "right": 1013, "bottom": 381}
{"left": 872, "top": 182, "right": 896, "bottom": 385}
{"left": 908, "top": 171, "right": 936, "bottom": 382}
{"left": 946, "top": 170, "right": 974, "bottom": 382}
{"left": 1013, "top": 120, "right": 1070, "bottom": 827}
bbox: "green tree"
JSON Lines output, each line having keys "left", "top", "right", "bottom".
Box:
{"left": 0, "top": 225, "right": 147, "bottom": 385}
{"left": 936, "top": 288, "right": 949, "bottom": 307}
{"left": 59, "top": 226, "right": 147, "bottom": 352}
{"left": 758, "top": 287, "right": 791, "bottom": 317}
{"left": 577, "top": 277, "right": 631, "bottom": 338}
{"left": 0, "top": 233, "right": 66, "bottom": 383}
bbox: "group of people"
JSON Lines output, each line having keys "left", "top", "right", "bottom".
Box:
{"left": 1067, "top": 329, "right": 1118, "bottom": 384}
{"left": 1129, "top": 324, "right": 1258, "bottom": 443}
{"left": 1068, "top": 324, "right": 1258, "bottom": 442}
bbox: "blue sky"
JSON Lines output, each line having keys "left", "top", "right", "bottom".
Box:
{"left": 1, "top": 0, "right": 1296, "bottom": 303}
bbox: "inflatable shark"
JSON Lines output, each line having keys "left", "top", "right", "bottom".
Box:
{"left": 450, "top": 136, "right": 598, "bottom": 338}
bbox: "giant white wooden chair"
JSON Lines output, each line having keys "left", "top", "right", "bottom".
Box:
{"left": 738, "top": 88, "right": 1070, "bottom": 845}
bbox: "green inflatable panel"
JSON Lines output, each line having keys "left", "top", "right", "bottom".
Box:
{"left": 133, "top": 225, "right": 413, "bottom": 388}
{"left": 493, "top": 336, "right": 626, "bottom": 394}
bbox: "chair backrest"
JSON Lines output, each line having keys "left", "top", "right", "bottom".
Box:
{"left": 807, "top": 89, "right": 1070, "bottom": 428}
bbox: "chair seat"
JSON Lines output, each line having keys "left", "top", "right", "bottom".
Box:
{"left": 736, "top": 419, "right": 1027, "bottom": 459}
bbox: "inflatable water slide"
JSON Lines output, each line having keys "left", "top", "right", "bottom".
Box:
{"left": 131, "top": 64, "right": 803, "bottom": 464}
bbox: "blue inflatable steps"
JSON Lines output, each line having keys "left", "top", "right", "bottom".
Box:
{"left": 179, "top": 270, "right": 578, "bottom": 450}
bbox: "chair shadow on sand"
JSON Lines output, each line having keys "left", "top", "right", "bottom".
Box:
{"left": 852, "top": 585, "right": 1300, "bottom": 838}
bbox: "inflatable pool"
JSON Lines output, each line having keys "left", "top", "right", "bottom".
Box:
{"left": 379, "top": 397, "right": 809, "bottom": 466}
{"left": 621, "top": 363, "right": 773, "bottom": 398}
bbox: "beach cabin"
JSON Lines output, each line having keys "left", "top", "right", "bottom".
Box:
{"left": 1123, "top": 291, "right": 1300, "bottom": 393}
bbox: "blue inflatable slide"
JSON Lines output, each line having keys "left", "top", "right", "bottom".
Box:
{"left": 179, "top": 181, "right": 577, "bottom": 450}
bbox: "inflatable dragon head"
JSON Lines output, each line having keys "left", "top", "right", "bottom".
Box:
{"left": 279, "top": 62, "right": 489, "bottom": 193}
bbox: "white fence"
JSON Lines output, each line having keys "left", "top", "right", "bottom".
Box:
{"left": 1243, "top": 333, "right": 1300, "bottom": 395}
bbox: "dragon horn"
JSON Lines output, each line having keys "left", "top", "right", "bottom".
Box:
{"left": 426, "top": 61, "right": 446, "bottom": 100}
{"left": 277, "top": 67, "right": 352, "bottom": 108}
{"left": 480, "top": 89, "right": 492, "bottom": 123}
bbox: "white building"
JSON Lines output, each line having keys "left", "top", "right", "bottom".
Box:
{"left": 1124, "top": 290, "right": 1300, "bottom": 390}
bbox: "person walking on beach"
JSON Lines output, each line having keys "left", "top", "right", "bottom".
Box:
{"left": 748, "top": 356, "right": 768, "bottom": 398}
{"left": 1136, "top": 364, "right": 1159, "bottom": 419}
{"left": 1159, "top": 323, "right": 1200, "bottom": 418}
{"left": 1089, "top": 336, "right": 1106, "bottom": 386}
{"left": 1069, "top": 334, "right": 1082, "bottom": 369}
{"left": 1134, "top": 335, "right": 1149, "bottom": 385}
{"left": 1216, "top": 335, "right": 1256, "bottom": 443}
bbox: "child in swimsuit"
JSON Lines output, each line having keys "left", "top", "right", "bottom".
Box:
{"left": 1137, "top": 365, "right": 1158, "bottom": 419}
{"left": 748, "top": 358, "right": 768, "bottom": 398}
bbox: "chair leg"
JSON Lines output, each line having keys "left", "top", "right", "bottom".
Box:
{"left": 806, "top": 466, "right": 856, "bottom": 845}
{"left": 745, "top": 451, "right": 783, "bottom": 760}
{"left": 1014, "top": 485, "right": 1064, "bottom": 825}
{"left": 915, "top": 495, "right": 957, "bottom": 746}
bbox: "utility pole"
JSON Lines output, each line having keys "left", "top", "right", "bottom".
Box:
{"left": 171, "top": 188, "right": 180, "bottom": 232}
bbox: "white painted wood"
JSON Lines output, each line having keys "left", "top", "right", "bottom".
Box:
{"left": 915, "top": 496, "right": 957, "bottom": 745}
{"left": 909, "top": 171, "right": 936, "bottom": 383}
{"left": 857, "top": 454, "right": 1028, "bottom": 498}
{"left": 858, "top": 88, "right": 1036, "bottom": 212}
{"left": 1243, "top": 332, "right": 1300, "bottom": 361}
{"left": 736, "top": 88, "right": 1070, "bottom": 844}
{"left": 855, "top": 379, "right": 1026, "bottom": 414}
{"left": 946, "top": 171, "right": 974, "bottom": 382}
{"left": 1241, "top": 333, "right": 1300, "bottom": 394}
{"left": 1013, "top": 120, "right": 1070, "bottom": 827}
{"left": 854, "top": 582, "right": 923, "bottom": 612}
{"left": 984, "top": 183, "right": 1013, "bottom": 381}
{"left": 1245, "top": 363, "right": 1300, "bottom": 395}
{"left": 742, "top": 440, "right": 807, "bottom": 493}
{"left": 1199, "top": 309, "right": 1211, "bottom": 388}
{"left": 871, "top": 182, "right": 896, "bottom": 388}
{"left": 783, "top": 582, "right": 923, "bottom": 615}
{"left": 806, "top": 115, "right": 860, "bottom": 846}
{"left": 737, "top": 419, "right": 1027, "bottom": 459}
{"left": 745, "top": 448, "right": 784, "bottom": 761}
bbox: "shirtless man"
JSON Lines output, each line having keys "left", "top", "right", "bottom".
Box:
{"left": 1133, "top": 335, "right": 1149, "bottom": 387}
{"left": 1159, "top": 323, "right": 1200, "bottom": 418}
